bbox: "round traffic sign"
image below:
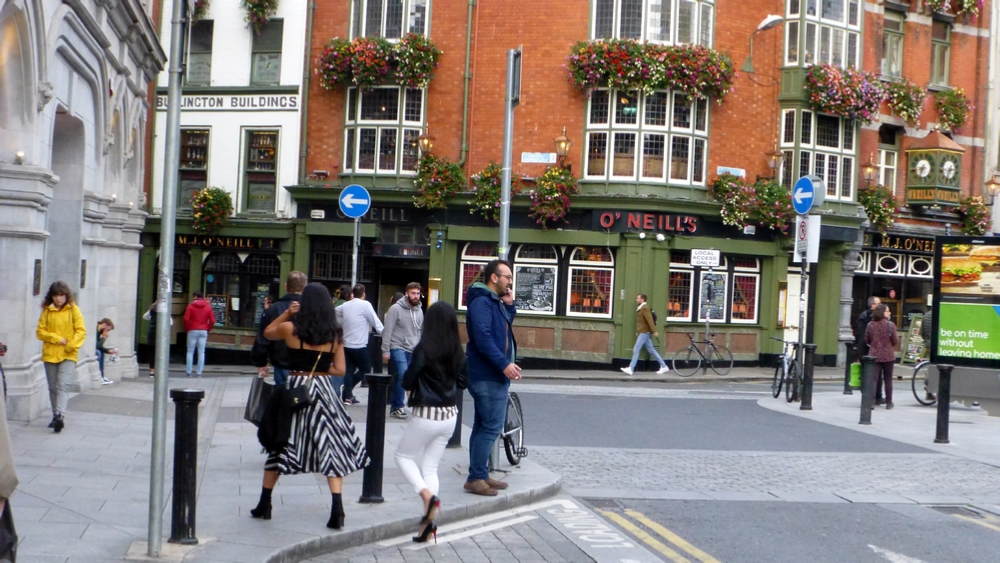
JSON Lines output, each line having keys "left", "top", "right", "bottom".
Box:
{"left": 338, "top": 184, "right": 371, "bottom": 218}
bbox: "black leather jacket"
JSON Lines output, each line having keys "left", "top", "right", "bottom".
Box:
{"left": 402, "top": 345, "right": 468, "bottom": 408}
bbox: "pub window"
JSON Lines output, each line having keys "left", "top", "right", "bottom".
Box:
{"left": 881, "top": 10, "right": 904, "bottom": 79}
{"left": 179, "top": 129, "right": 210, "bottom": 208}
{"left": 930, "top": 20, "right": 950, "bottom": 87}
{"left": 668, "top": 252, "right": 762, "bottom": 324}
{"left": 173, "top": 250, "right": 191, "bottom": 294}
{"left": 567, "top": 246, "right": 614, "bottom": 318}
{"left": 351, "top": 0, "right": 428, "bottom": 39}
{"left": 251, "top": 19, "right": 283, "bottom": 86}
{"left": 512, "top": 244, "right": 558, "bottom": 316}
{"left": 186, "top": 20, "right": 213, "bottom": 86}
{"left": 730, "top": 258, "right": 760, "bottom": 323}
{"left": 697, "top": 257, "right": 728, "bottom": 323}
{"left": 311, "top": 238, "right": 374, "bottom": 285}
{"left": 592, "top": 0, "right": 715, "bottom": 47}
{"left": 457, "top": 242, "right": 497, "bottom": 310}
{"left": 344, "top": 87, "right": 423, "bottom": 175}
{"left": 202, "top": 252, "right": 280, "bottom": 329}
{"left": 243, "top": 130, "right": 278, "bottom": 213}
{"left": 667, "top": 252, "right": 694, "bottom": 321}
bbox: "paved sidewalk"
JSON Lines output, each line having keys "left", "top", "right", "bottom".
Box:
{"left": 8, "top": 374, "right": 559, "bottom": 562}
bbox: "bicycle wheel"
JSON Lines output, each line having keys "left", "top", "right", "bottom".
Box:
{"left": 912, "top": 362, "right": 937, "bottom": 406}
{"left": 672, "top": 347, "right": 702, "bottom": 377}
{"left": 771, "top": 362, "right": 784, "bottom": 398}
{"left": 709, "top": 346, "right": 734, "bottom": 376}
{"left": 503, "top": 392, "right": 524, "bottom": 465}
{"left": 785, "top": 361, "right": 799, "bottom": 403}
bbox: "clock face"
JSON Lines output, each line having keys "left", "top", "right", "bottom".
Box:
{"left": 940, "top": 153, "right": 961, "bottom": 185}
{"left": 916, "top": 159, "right": 931, "bottom": 178}
{"left": 909, "top": 153, "right": 935, "bottom": 184}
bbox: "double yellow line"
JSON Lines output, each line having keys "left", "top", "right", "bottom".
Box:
{"left": 598, "top": 509, "right": 720, "bottom": 563}
{"left": 952, "top": 510, "right": 1000, "bottom": 534}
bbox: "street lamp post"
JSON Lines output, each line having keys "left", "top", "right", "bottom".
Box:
{"left": 741, "top": 15, "right": 784, "bottom": 73}
{"left": 554, "top": 127, "right": 573, "bottom": 170}
{"left": 765, "top": 147, "right": 785, "bottom": 180}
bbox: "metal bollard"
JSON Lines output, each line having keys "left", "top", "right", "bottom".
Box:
{"left": 447, "top": 389, "right": 464, "bottom": 448}
{"left": 859, "top": 356, "right": 875, "bottom": 425}
{"left": 168, "top": 388, "right": 204, "bottom": 545}
{"left": 934, "top": 364, "right": 954, "bottom": 444}
{"left": 800, "top": 344, "right": 816, "bottom": 411}
{"left": 843, "top": 342, "right": 855, "bottom": 395}
{"left": 360, "top": 373, "right": 391, "bottom": 503}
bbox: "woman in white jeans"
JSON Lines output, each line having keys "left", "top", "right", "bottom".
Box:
{"left": 395, "top": 301, "right": 467, "bottom": 543}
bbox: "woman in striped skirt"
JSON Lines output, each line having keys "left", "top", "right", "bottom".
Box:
{"left": 252, "top": 283, "right": 368, "bottom": 529}
{"left": 395, "top": 301, "right": 468, "bottom": 543}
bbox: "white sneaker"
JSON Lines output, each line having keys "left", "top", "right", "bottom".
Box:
{"left": 657, "top": 366, "right": 670, "bottom": 375}
{"left": 101, "top": 378, "right": 114, "bottom": 385}
{"left": 620, "top": 367, "right": 633, "bottom": 375}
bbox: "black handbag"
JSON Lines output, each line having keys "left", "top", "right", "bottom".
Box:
{"left": 282, "top": 351, "right": 322, "bottom": 412}
{"left": 243, "top": 375, "right": 274, "bottom": 427}
{"left": 0, "top": 500, "right": 17, "bottom": 563}
{"left": 256, "top": 352, "right": 322, "bottom": 451}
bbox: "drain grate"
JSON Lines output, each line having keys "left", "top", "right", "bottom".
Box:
{"left": 930, "top": 505, "right": 985, "bottom": 519}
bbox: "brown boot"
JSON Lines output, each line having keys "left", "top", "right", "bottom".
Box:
{"left": 463, "top": 479, "right": 498, "bottom": 496}
{"left": 485, "top": 477, "right": 509, "bottom": 490}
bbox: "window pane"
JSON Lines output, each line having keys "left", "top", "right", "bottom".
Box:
{"left": 781, "top": 150, "right": 793, "bottom": 187}
{"left": 619, "top": 0, "right": 642, "bottom": 38}
{"left": 849, "top": 0, "right": 859, "bottom": 25}
{"left": 378, "top": 128, "right": 398, "bottom": 171}
{"left": 832, "top": 28, "right": 844, "bottom": 67}
{"left": 670, "top": 136, "right": 690, "bottom": 181}
{"left": 699, "top": 4, "right": 713, "bottom": 46}
{"left": 801, "top": 111, "right": 813, "bottom": 145}
{"left": 645, "top": 91, "right": 668, "bottom": 126}
{"left": 365, "top": 0, "right": 383, "bottom": 36}
{"left": 732, "top": 275, "right": 758, "bottom": 321}
{"left": 401, "top": 129, "right": 420, "bottom": 171}
{"left": 408, "top": 0, "right": 428, "bottom": 35}
{"left": 816, "top": 114, "right": 839, "bottom": 148}
{"left": 460, "top": 263, "right": 486, "bottom": 308}
{"left": 252, "top": 53, "right": 281, "bottom": 85}
{"left": 587, "top": 132, "right": 608, "bottom": 177}
{"left": 783, "top": 111, "right": 796, "bottom": 144}
{"left": 820, "top": 26, "right": 831, "bottom": 64}
{"left": 404, "top": 88, "right": 423, "bottom": 122}
{"left": 672, "top": 93, "right": 691, "bottom": 128}
{"left": 847, "top": 33, "right": 858, "bottom": 67}
{"left": 642, "top": 134, "right": 666, "bottom": 179}
{"left": 648, "top": 0, "right": 671, "bottom": 42}
{"left": 678, "top": 0, "right": 695, "bottom": 44}
{"left": 789, "top": 0, "right": 800, "bottom": 15}
{"left": 590, "top": 90, "right": 610, "bottom": 124}
{"left": 932, "top": 21, "right": 948, "bottom": 41}
{"left": 695, "top": 98, "right": 708, "bottom": 132}
{"left": 347, "top": 89, "right": 358, "bottom": 122}
{"left": 823, "top": 0, "right": 844, "bottom": 21}
{"left": 384, "top": 0, "right": 403, "bottom": 38}
{"left": 806, "top": 0, "right": 817, "bottom": 15}
{"left": 668, "top": 270, "right": 692, "bottom": 320}
{"left": 799, "top": 149, "right": 811, "bottom": 179}
{"left": 615, "top": 91, "right": 639, "bottom": 125}
{"left": 612, "top": 132, "right": 636, "bottom": 177}
{"left": 813, "top": 152, "right": 827, "bottom": 190}
{"left": 693, "top": 138, "right": 705, "bottom": 183}
{"left": 253, "top": 20, "right": 283, "bottom": 51}
{"left": 187, "top": 53, "right": 212, "bottom": 85}
{"left": 805, "top": 23, "right": 816, "bottom": 64}
{"left": 191, "top": 21, "right": 213, "bottom": 52}
{"left": 594, "top": 0, "right": 614, "bottom": 38}
{"left": 841, "top": 156, "right": 853, "bottom": 198}
{"left": 358, "top": 128, "right": 377, "bottom": 170}
{"left": 345, "top": 129, "right": 356, "bottom": 171}
{"left": 826, "top": 154, "right": 839, "bottom": 196}
{"left": 360, "top": 88, "right": 399, "bottom": 121}
{"left": 352, "top": 0, "right": 363, "bottom": 38}
{"left": 787, "top": 21, "right": 799, "bottom": 64}
{"left": 569, "top": 268, "right": 613, "bottom": 316}
{"left": 843, "top": 119, "right": 855, "bottom": 150}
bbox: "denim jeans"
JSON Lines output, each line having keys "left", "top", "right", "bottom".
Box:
{"left": 467, "top": 378, "right": 509, "bottom": 481}
{"left": 389, "top": 349, "right": 412, "bottom": 410}
{"left": 342, "top": 347, "right": 370, "bottom": 400}
{"left": 273, "top": 367, "right": 288, "bottom": 388}
{"left": 97, "top": 349, "right": 106, "bottom": 378}
{"left": 629, "top": 332, "right": 666, "bottom": 371}
{"left": 186, "top": 330, "right": 208, "bottom": 376}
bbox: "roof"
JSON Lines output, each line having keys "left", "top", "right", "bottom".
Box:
{"left": 906, "top": 130, "right": 966, "bottom": 153}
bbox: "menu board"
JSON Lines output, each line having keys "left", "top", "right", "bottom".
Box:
{"left": 932, "top": 237, "right": 1000, "bottom": 368}
{"left": 254, "top": 284, "right": 269, "bottom": 327}
{"left": 902, "top": 314, "right": 924, "bottom": 363}
{"left": 207, "top": 294, "right": 228, "bottom": 328}
{"left": 514, "top": 265, "right": 556, "bottom": 314}
{"left": 698, "top": 273, "right": 726, "bottom": 322}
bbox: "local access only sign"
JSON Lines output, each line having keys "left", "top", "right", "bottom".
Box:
{"left": 338, "top": 184, "right": 371, "bottom": 219}
{"left": 931, "top": 236, "right": 1000, "bottom": 368}
{"left": 691, "top": 249, "right": 721, "bottom": 268}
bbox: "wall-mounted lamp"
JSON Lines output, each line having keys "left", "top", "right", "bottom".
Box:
{"left": 984, "top": 173, "right": 1000, "bottom": 206}
{"left": 638, "top": 232, "right": 646, "bottom": 239}
{"left": 656, "top": 234, "right": 666, "bottom": 242}
{"left": 111, "top": 194, "right": 117, "bottom": 202}
{"left": 765, "top": 147, "right": 785, "bottom": 179}
{"left": 554, "top": 126, "right": 573, "bottom": 171}
{"left": 418, "top": 127, "right": 436, "bottom": 154}
{"left": 741, "top": 15, "right": 784, "bottom": 74}
{"left": 14, "top": 151, "right": 25, "bottom": 165}
{"left": 128, "top": 201, "right": 134, "bottom": 208}
{"left": 861, "top": 153, "right": 879, "bottom": 186}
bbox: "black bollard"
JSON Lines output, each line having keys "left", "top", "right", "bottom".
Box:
{"left": 447, "top": 389, "right": 464, "bottom": 448}
{"left": 859, "top": 356, "right": 875, "bottom": 425}
{"left": 360, "top": 373, "right": 391, "bottom": 503}
{"left": 934, "top": 364, "right": 954, "bottom": 444}
{"left": 168, "top": 388, "right": 204, "bottom": 545}
{"left": 843, "top": 342, "right": 855, "bottom": 395}
{"left": 800, "top": 344, "right": 816, "bottom": 411}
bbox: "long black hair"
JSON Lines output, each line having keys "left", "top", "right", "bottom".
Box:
{"left": 292, "top": 284, "right": 343, "bottom": 345}
{"left": 419, "top": 301, "right": 464, "bottom": 382}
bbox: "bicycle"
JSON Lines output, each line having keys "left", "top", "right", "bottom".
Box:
{"left": 770, "top": 337, "right": 800, "bottom": 402}
{"left": 502, "top": 391, "right": 526, "bottom": 465}
{"left": 672, "top": 332, "right": 734, "bottom": 377}
{"left": 910, "top": 359, "right": 937, "bottom": 406}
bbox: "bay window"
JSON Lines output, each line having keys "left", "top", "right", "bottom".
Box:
{"left": 351, "top": 0, "right": 428, "bottom": 38}
{"left": 344, "top": 87, "right": 423, "bottom": 175}
{"left": 779, "top": 109, "right": 856, "bottom": 201}
{"left": 593, "top": 0, "right": 714, "bottom": 46}
{"left": 785, "top": 0, "right": 860, "bottom": 68}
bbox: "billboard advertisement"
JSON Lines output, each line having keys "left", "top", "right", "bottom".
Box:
{"left": 931, "top": 236, "right": 1000, "bottom": 367}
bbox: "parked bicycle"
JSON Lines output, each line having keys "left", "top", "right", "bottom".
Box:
{"left": 502, "top": 391, "right": 526, "bottom": 465}
{"left": 910, "top": 359, "right": 937, "bottom": 406}
{"left": 673, "top": 332, "right": 733, "bottom": 377}
{"left": 770, "top": 337, "right": 800, "bottom": 402}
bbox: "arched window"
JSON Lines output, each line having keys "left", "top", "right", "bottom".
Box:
{"left": 458, "top": 242, "right": 497, "bottom": 309}
{"left": 567, "top": 246, "right": 615, "bottom": 318}
{"left": 203, "top": 252, "right": 281, "bottom": 328}
{"left": 668, "top": 252, "right": 761, "bottom": 324}
{"left": 512, "top": 244, "right": 558, "bottom": 315}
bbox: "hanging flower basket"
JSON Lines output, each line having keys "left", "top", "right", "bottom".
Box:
{"left": 958, "top": 196, "right": 991, "bottom": 236}
{"left": 954, "top": 0, "right": 985, "bottom": 19}
{"left": 413, "top": 154, "right": 466, "bottom": 209}
{"left": 566, "top": 40, "right": 736, "bottom": 102}
{"left": 885, "top": 78, "right": 926, "bottom": 126}
{"left": 529, "top": 167, "right": 578, "bottom": 229}
{"left": 350, "top": 36, "right": 395, "bottom": 91}
{"left": 191, "top": 187, "right": 233, "bottom": 234}
{"left": 925, "top": 0, "right": 951, "bottom": 12}
{"left": 394, "top": 33, "right": 443, "bottom": 89}
{"left": 753, "top": 179, "right": 795, "bottom": 235}
{"left": 469, "top": 162, "right": 522, "bottom": 223}
{"left": 709, "top": 173, "right": 755, "bottom": 229}
{"left": 316, "top": 38, "right": 353, "bottom": 91}
{"left": 804, "top": 64, "right": 886, "bottom": 124}
{"left": 857, "top": 184, "right": 897, "bottom": 234}
{"left": 315, "top": 34, "right": 442, "bottom": 91}
{"left": 935, "top": 88, "right": 972, "bottom": 133}
{"left": 241, "top": 0, "right": 279, "bottom": 35}
{"left": 192, "top": 0, "right": 210, "bottom": 22}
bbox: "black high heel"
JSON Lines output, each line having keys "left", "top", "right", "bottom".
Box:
{"left": 420, "top": 495, "right": 441, "bottom": 525}
{"left": 250, "top": 503, "right": 272, "bottom": 520}
{"left": 412, "top": 522, "right": 437, "bottom": 544}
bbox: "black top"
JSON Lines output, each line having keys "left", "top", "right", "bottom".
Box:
{"left": 402, "top": 345, "right": 468, "bottom": 408}
{"left": 251, "top": 293, "right": 301, "bottom": 368}
{"left": 285, "top": 341, "right": 335, "bottom": 373}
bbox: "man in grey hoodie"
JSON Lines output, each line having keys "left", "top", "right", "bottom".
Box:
{"left": 382, "top": 282, "right": 424, "bottom": 418}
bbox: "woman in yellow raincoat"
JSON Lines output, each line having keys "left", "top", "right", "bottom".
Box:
{"left": 36, "top": 281, "right": 86, "bottom": 433}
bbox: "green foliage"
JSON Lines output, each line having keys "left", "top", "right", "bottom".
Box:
{"left": 528, "top": 167, "right": 578, "bottom": 229}
{"left": 857, "top": 184, "right": 897, "bottom": 234}
{"left": 413, "top": 154, "right": 466, "bottom": 209}
{"left": 191, "top": 187, "right": 233, "bottom": 234}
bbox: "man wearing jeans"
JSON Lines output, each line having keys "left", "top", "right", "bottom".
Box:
{"left": 621, "top": 294, "right": 669, "bottom": 375}
{"left": 183, "top": 291, "right": 216, "bottom": 377}
{"left": 336, "top": 284, "right": 383, "bottom": 404}
{"left": 464, "top": 259, "right": 520, "bottom": 496}
{"left": 381, "top": 282, "right": 424, "bottom": 419}
{"left": 251, "top": 271, "right": 307, "bottom": 388}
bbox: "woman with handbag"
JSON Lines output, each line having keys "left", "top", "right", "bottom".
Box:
{"left": 394, "top": 301, "right": 468, "bottom": 543}
{"left": 251, "top": 283, "right": 367, "bottom": 529}
{"left": 36, "top": 281, "right": 87, "bottom": 433}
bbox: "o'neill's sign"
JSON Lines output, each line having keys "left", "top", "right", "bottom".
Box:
{"left": 156, "top": 94, "right": 299, "bottom": 111}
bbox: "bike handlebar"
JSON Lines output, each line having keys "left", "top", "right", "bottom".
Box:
{"left": 770, "top": 337, "right": 800, "bottom": 347}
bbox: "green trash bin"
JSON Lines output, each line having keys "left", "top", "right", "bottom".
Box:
{"left": 849, "top": 363, "right": 862, "bottom": 388}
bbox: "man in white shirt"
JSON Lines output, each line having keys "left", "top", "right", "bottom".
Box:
{"left": 335, "top": 284, "right": 383, "bottom": 405}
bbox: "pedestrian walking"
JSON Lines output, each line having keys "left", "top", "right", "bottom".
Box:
{"left": 332, "top": 284, "right": 352, "bottom": 308}
{"left": 621, "top": 294, "right": 669, "bottom": 375}
{"left": 182, "top": 291, "right": 216, "bottom": 378}
{"left": 854, "top": 296, "right": 880, "bottom": 359}
{"left": 95, "top": 318, "right": 117, "bottom": 385}
{"left": 464, "top": 259, "right": 519, "bottom": 496}
{"left": 251, "top": 271, "right": 307, "bottom": 388}
{"left": 252, "top": 283, "right": 368, "bottom": 529}
{"left": 335, "top": 284, "right": 383, "bottom": 405}
{"left": 394, "top": 301, "right": 467, "bottom": 543}
{"left": 142, "top": 301, "right": 173, "bottom": 378}
{"left": 382, "top": 282, "right": 424, "bottom": 419}
{"left": 36, "top": 281, "right": 87, "bottom": 433}
{"left": 865, "top": 304, "right": 900, "bottom": 409}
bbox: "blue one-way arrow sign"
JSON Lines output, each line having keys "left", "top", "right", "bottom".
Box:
{"left": 339, "top": 184, "right": 371, "bottom": 218}
{"left": 792, "top": 175, "right": 826, "bottom": 215}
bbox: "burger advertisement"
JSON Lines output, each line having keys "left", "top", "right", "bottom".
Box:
{"left": 932, "top": 237, "right": 1000, "bottom": 367}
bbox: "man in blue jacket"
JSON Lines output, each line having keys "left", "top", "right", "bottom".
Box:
{"left": 464, "top": 259, "right": 521, "bottom": 496}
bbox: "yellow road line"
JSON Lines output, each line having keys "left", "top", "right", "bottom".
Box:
{"left": 625, "top": 509, "right": 721, "bottom": 563}
{"left": 954, "top": 514, "right": 1000, "bottom": 534}
{"left": 598, "top": 510, "right": 691, "bottom": 563}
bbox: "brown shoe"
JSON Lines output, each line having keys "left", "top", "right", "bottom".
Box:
{"left": 463, "top": 479, "right": 498, "bottom": 496}
{"left": 485, "top": 477, "right": 509, "bottom": 490}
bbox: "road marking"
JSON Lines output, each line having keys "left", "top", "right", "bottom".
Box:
{"left": 868, "top": 544, "right": 927, "bottom": 562}
{"left": 953, "top": 513, "right": 1000, "bottom": 534}
{"left": 624, "top": 509, "right": 719, "bottom": 563}
{"left": 599, "top": 510, "right": 691, "bottom": 563}
{"left": 406, "top": 515, "right": 539, "bottom": 550}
